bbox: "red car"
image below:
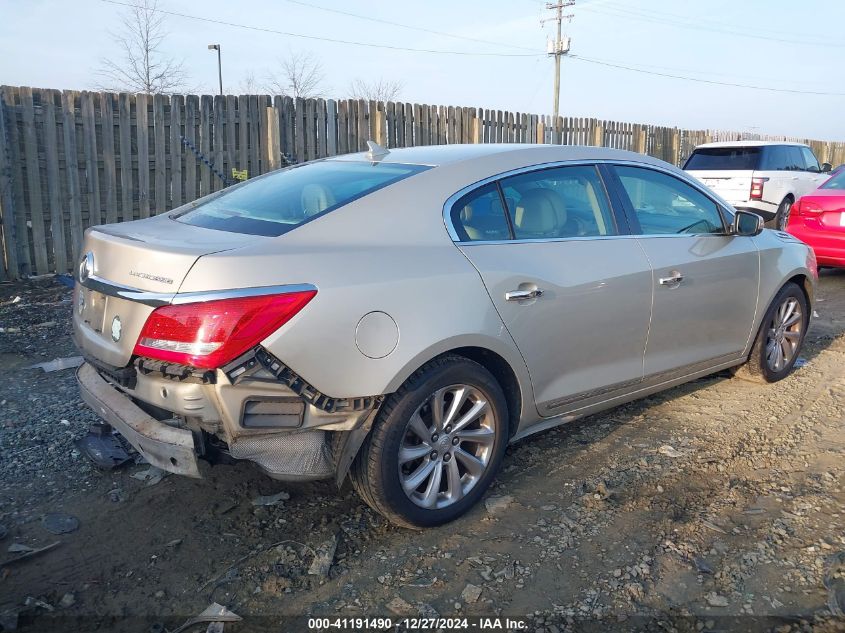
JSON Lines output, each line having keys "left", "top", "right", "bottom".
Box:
{"left": 787, "top": 168, "right": 845, "bottom": 268}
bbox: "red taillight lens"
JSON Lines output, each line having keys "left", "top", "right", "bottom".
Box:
{"left": 133, "top": 290, "right": 316, "bottom": 369}
{"left": 749, "top": 177, "right": 768, "bottom": 200}
{"left": 796, "top": 199, "right": 823, "bottom": 216}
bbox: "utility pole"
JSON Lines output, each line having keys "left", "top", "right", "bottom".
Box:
{"left": 542, "top": 1, "right": 574, "bottom": 119}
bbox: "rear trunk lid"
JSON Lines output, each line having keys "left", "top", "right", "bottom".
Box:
{"left": 74, "top": 214, "right": 263, "bottom": 367}
{"left": 796, "top": 191, "right": 845, "bottom": 233}
{"left": 686, "top": 169, "right": 754, "bottom": 205}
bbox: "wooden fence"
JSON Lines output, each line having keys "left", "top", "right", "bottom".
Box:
{"left": 1, "top": 85, "right": 844, "bottom": 279}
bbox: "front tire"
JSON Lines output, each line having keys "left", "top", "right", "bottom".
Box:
{"left": 733, "top": 282, "right": 808, "bottom": 383}
{"left": 350, "top": 355, "right": 508, "bottom": 528}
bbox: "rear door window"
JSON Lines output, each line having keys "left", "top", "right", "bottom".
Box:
{"left": 175, "top": 161, "right": 429, "bottom": 236}
{"left": 613, "top": 166, "right": 725, "bottom": 235}
{"left": 499, "top": 165, "right": 617, "bottom": 240}
{"left": 684, "top": 148, "right": 760, "bottom": 170}
{"left": 759, "top": 146, "right": 791, "bottom": 171}
{"left": 785, "top": 146, "right": 805, "bottom": 171}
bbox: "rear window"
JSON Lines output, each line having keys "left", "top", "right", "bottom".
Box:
{"left": 821, "top": 170, "right": 845, "bottom": 190}
{"left": 175, "top": 161, "right": 429, "bottom": 236}
{"left": 684, "top": 147, "right": 760, "bottom": 171}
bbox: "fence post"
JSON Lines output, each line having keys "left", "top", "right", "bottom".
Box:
{"left": 0, "top": 90, "right": 18, "bottom": 279}
{"left": 591, "top": 124, "right": 604, "bottom": 147}
{"left": 671, "top": 128, "right": 681, "bottom": 166}
{"left": 263, "top": 106, "right": 280, "bottom": 171}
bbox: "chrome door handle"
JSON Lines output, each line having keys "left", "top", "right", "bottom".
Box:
{"left": 505, "top": 288, "right": 544, "bottom": 301}
{"left": 658, "top": 271, "right": 684, "bottom": 286}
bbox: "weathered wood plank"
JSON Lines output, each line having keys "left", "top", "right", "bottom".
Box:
{"left": 0, "top": 87, "right": 20, "bottom": 278}
{"left": 403, "top": 103, "right": 413, "bottom": 147}
{"left": 238, "top": 95, "right": 249, "bottom": 174}
{"left": 184, "top": 95, "right": 198, "bottom": 202}
{"left": 117, "top": 93, "right": 133, "bottom": 222}
{"left": 305, "top": 98, "right": 316, "bottom": 161}
{"left": 136, "top": 93, "right": 150, "bottom": 218}
{"left": 81, "top": 91, "right": 102, "bottom": 227}
{"left": 153, "top": 94, "right": 167, "bottom": 211}
{"left": 20, "top": 87, "right": 49, "bottom": 273}
{"left": 213, "top": 95, "right": 225, "bottom": 191}
{"left": 337, "top": 99, "right": 348, "bottom": 156}
{"left": 169, "top": 94, "right": 183, "bottom": 209}
{"left": 294, "top": 97, "right": 305, "bottom": 163}
{"left": 62, "top": 90, "right": 83, "bottom": 267}
{"left": 316, "top": 98, "right": 327, "bottom": 158}
{"left": 225, "top": 95, "right": 237, "bottom": 179}
{"left": 100, "top": 92, "right": 118, "bottom": 224}
{"left": 199, "top": 94, "right": 212, "bottom": 195}
{"left": 256, "top": 95, "right": 270, "bottom": 172}
{"left": 326, "top": 99, "right": 337, "bottom": 156}
{"left": 3, "top": 88, "right": 32, "bottom": 274}
{"left": 42, "top": 90, "right": 66, "bottom": 273}
{"left": 248, "top": 95, "right": 260, "bottom": 174}
{"left": 263, "top": 105, "right": 280, "bottom": 171}
{"left": 357, "top": 99, "right": 368, "bottom": 150}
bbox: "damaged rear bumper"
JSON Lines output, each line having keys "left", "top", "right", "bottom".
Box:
{"left": 76, "top": 362, "right": 202, "bottom": 478}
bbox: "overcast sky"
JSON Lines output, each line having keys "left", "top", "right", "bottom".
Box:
{"left": 2, "top": 0, "right": 843, "bottom": 140}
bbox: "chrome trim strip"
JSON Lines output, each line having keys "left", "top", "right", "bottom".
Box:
{"left": 443, "top": 158, "right": 735, "bottom": 245}
{"left": 170, "top": 284, "right": 318, "bottom": 305}
{"left": 79, "top": 276, "right": 317, "bottom": 307}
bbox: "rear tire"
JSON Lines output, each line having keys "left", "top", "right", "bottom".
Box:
{"left": 775, "top": 196, "right": 794, "bottom": 230}
{"left": 732, "top": 282, "right": 808, "bottom": 383}
{"left": 350, "top": 355, "right": 508, "bottom": 529}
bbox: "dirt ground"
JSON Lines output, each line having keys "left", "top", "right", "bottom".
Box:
{"left": 1, "top": 271, "right": 844, "bottom": 633}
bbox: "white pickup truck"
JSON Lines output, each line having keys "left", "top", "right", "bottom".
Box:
{"left": 684, "top": 141, "right": 832, "bottom": 229}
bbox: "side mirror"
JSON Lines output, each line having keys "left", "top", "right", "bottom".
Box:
{"left": 822, "top": 162, "right": 832, "bottom": 173}
{"left": 733, "top": 210, "right": 764, "bottom": 236}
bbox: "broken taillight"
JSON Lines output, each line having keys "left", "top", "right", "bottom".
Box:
{"left": 133, "top": 290, "right": 316, "bottom": 369}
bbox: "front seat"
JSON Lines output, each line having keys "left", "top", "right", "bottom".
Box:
{"left": 513, "top": 189, "right": 564, "bottom": 238}
{"left": 301, "top": 184, "right": 337, "bottom": 218}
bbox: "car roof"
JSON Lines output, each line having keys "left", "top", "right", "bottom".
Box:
{"left": 328, "top": 143, "right": 669, "bottom": 169}
{"left": 693, "top": 140, "right": 809, "bottom": 149}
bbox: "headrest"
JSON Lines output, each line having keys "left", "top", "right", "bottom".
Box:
{"left": 301, "top": 184, "right": 336, "bottom": 217}
{"left": 515, "top": 189, "right": 566, "bottom": 235}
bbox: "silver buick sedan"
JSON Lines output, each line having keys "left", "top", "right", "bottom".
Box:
{"left": 73, "top": 144, "right": 816, "bottom": 528}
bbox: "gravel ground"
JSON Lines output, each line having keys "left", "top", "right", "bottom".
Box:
{"left": 0, "top": 272, "right": 844, "bottom": 633}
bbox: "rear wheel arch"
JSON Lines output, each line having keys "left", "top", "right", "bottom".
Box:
{"left": 442, "top": 346, "right": 523, "bottom": 439}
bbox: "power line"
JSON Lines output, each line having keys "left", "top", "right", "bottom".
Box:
{"left": 569, "top": 55, "right": 845, "bottom": 96}
{"left": 597, "top": 1, "right": 827, "bottom": 40}
{"left": 282, "top": 0, "right": 538, "bottom": 53}
{"left": 579, "top": 2, "right": 845, "bottom": 48}
{"left": 99, "top": 0, "right": 544, "bottom": 57}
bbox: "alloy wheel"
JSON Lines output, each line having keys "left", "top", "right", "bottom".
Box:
{"left": 398, "top": 384, "right": 496, "bottom": 510}
{"left": 776, "top": 200, "right": 793, "bottom": 230}
{"left": 765, "top": 296, "right": 803, "bottom": 372}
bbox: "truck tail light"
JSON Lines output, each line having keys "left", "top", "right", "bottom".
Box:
{"left": 749, "top": 177, "right": 768, "bottom": 200}
{"left": 133, "top": 290, "right": 317, "bottom": 369}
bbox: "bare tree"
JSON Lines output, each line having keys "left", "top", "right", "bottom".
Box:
{"left": 348, "top": 78, "right": 403, "bottom": 102}
{"left": 98, "top": 0, "right": 187, "bottom": 93}
{"left": 239, "top": 71, "right": 260, "bottom": 94}
{"left": 265, "top": 52, "right": 325, "bottom": 99}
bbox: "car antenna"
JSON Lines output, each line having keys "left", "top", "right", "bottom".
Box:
{"left": 366, "top": 140, "right": 389, "bottom": 162}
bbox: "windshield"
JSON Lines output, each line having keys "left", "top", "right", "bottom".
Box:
{"left": 175, "top": 161, "right": 430, "bottom": 236}
{"left": 684, "top": 147, "right": 760, "bottom": 170}
{"left": 821, "top": 169, "right": 845, "bottom": 190}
